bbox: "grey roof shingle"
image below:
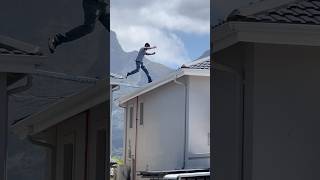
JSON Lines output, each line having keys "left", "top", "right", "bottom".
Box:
{"left": 0, "top": 35, "right": 43, "bottom": 56}
{"left": 189, "top": 60, "right": 210, "bottom": 69}
{"left": 0, "top": 46, "right": 43, "bottom": 56}
{"left": 219, "top": 0, "right": 320, "bottom": 26}
{"left": 182, "top": 57, "right": 210, "bottom": 70}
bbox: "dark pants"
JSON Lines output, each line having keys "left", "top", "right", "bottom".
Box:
{"left": 55, "top": 1, "right": 109, "bottom": 46}
{"left": 127, "top": 61, "right": 152, "bottom": 82}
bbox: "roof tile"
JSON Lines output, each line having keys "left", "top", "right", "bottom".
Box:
{"left": 223, "top": 0, "right": 320, "bottom": 26}
{"left": 182, "top": 57, "right": 210, "bottom": 70}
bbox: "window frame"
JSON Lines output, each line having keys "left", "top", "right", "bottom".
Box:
{"left": 128, "top": 105, "right": 134, "bottom": 128}
{"left": 139, "top": 102, "right": 144, "bottom": 125}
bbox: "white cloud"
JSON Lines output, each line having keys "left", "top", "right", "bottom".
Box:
{"left": 111, "top": 0, "right": 210, "bottom": 68}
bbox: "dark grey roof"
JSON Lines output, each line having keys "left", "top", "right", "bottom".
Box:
{"left": 182, "top": 57, "right": 210, "bottom": 70}
{"left": 217, "top": 0, "right": 320, "bottom": 26}
{"left": 189, "top": 60, "right": 210, "bottom": 69}
{"left": 0, "top": 35, "right": 43, "bottom": 56}
{"left": 9, "top": 75, "right": 92, "bottom": 125}
{"left": 0, "top": 47, "right": 42, "bottom": 56}
{"left": 0, "top": 35, "right": 44, "bottom": 85}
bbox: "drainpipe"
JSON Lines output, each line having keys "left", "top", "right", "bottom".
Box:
{"left": 28, "top": 136, "right": 55, "bottom": 180}
{"left": 84, "top": 110, "right": 89, "bottom": 180}
{"left": 8, "top": 75, "right": 33, "bottom": 95}
{"left": 133, "top": 96, "right": 139, "bottom": 180}
{"left": 173, "top": 74, "right": 188, "bottom": 169}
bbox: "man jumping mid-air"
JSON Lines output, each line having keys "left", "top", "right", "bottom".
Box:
{"left": 126, "top": 43, "right": 156, "bottom": 83}
{"left": 48, "top": 0, "right": 109, "bottom": 53}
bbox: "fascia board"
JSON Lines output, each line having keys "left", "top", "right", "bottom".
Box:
{"left": 0, "top": 55, "right": 44, "bottom": 73}
{"left": 212, "top": 21, "right": 320, "bottom": 53}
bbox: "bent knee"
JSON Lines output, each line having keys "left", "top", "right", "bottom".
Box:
{"left": 83, "top": 24, "right": 95, "bottom": 33}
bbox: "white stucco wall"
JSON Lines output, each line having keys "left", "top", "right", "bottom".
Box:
{"left": 186, "top": 75, "right": 210, "bottom": 169}
{"left": 251, "top": 44, "right": 320, "bottom": 180}
{"left": 124, "top": 75, "right": 210, "bottom": 180}
{"left": 137, "top": 77, "right": 187, "bottom": 172}
{"left": 213, "top": 42, "right": 320, "bottom": 180}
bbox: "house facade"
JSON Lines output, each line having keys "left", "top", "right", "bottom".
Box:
{"left": 12, "top": 78, "right": 118, "bottom": 180}
{"left": 212, "top": 1, "right": 320, "bottom": 180}
{"left": 118, "top": 56, "right": 210, "bottom": 180}
{"left": 0, "top": 35, "right": 44, "bottom": 180}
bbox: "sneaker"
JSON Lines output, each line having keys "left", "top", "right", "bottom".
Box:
{"left": 125, "top": 74, "right": 128, "bottom": 79}
{"left": 48, "top": 35, "right": 57, "bottom": 54}
{"left": 148, "top": 79, "right": 152, "bottom": 83}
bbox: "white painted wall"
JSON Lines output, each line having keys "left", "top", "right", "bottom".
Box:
{"left": 123, "top": 75, "right": 210, "bottom": 179}
{"left": 124, "top": 77, "right": 186, "bottom": 180}
{"left": 251, "top": 44, "right": 320, "bottom": 180}
{"left": 186, "top": 76, "right": 210, "bottom": 169}
{"left": 137, "top": 78, "right": 186, "bottom": 172}
{"left": 213, "top": 42, "right": 320, "bottom": 180}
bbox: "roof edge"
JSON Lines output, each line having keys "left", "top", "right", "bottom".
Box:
{"left": 11, "top": 79, "right": 109, "bottom": 138}
{"left": 212, "top": 21, "right": 320, "bottom": 53}
{"left": 0, "top": 35, "right": 42, "bottom": 55}
{"left": 118, "top": 68, "right": 209, "bottom": 106}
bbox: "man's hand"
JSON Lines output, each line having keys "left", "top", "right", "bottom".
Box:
{"left": 146, "top": 52, "right": 156, "bottom": 55}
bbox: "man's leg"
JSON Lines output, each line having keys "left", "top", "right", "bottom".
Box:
{"left": 49, "top": 2, "right": 99, "bottom": 53}
{"left": 141, "top": 63, "right": 152, "bottom": 83}
{"left": 127, "top": 62, "right": 141, "bottom": 77}
{"left": 98, "top": 5, "right": 110, "bottom": 31}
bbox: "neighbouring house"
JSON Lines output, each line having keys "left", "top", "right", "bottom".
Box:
{"left": 0, "top": 35, "right": 44, "bottom": 179}
{"left": 12, "top": 77, "right": 119, "bottom": 180}
{"left": 118, "top": 56, "right": 210, "bottom": 180}
{"left": 212, "top": 0, "right": 320, "bottom": 180}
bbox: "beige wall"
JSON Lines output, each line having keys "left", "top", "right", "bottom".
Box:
{"left": 39, "top": 102, "right": 108, "bottom": 180}
{"left": 213, "top": 42, "right": 320, "bottom": 180}
{"left": 251, "top": 44, "right": 320, "bottom": 180}
{"left": 187, "top": 75, "right": 210, "bottom": 168}
{"left": 212, "top": 43, "right": 248, "bottom": 180}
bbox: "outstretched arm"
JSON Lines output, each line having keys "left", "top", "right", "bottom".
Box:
{"left": 146, "top": 52, "right": 156, "bottom": 55}
{"left": 144, "top": 46, "right": 157, "bottom": 50}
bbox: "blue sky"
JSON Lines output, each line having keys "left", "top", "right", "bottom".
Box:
{"left": 111, "top": 0, "right": 210, "bottom": 69}
{"left": 177, "top": 32, "right": 209, "bottom": 60}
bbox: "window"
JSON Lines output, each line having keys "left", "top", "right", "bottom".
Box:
{"left": 63, "top": 143, "right": 74, "bottom": 180}
{"left": 129, "top": 107, "right": 133, "bottom": 128}
{"left": 139, "top": 102, "right": 144, "bottom": 125}
{"left": 128, "top": 139, "right": 132, "bottom": 159}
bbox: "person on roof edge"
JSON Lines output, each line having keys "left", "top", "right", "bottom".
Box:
{"left": 48, "top": 0, "right": 109, "bottom": 53}
{"left": 126, "top": 43, "right": 156, "bottom": 83}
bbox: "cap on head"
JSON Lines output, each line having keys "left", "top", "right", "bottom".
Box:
{"left": 145, "top": 43, "right": 150, "bottom": 47}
